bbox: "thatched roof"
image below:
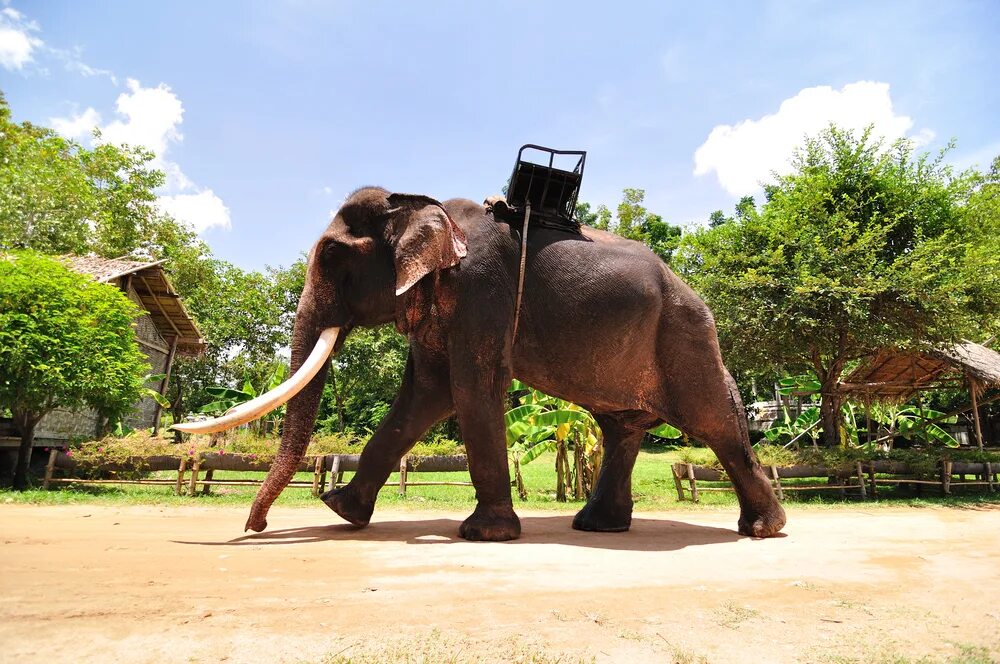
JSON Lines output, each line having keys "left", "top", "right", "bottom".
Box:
{"left": 61, "top": 255, "right": 205, "bottom": 357}
{"left": 840, "top": 340, "right": 1000, "bottom": 401}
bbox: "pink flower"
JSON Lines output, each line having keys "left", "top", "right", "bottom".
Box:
{"left": 66, "top": 450, "right": 73, "bottom": 457}
{"left": 218, "top": 449, "right": 225, "bottom": 455}
{"left": 98, "top": 447, "right": 104, "bottom": 452}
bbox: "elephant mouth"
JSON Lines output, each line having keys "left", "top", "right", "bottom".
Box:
{"left": 171, "top": 327, "right": 340, "bottom": 435}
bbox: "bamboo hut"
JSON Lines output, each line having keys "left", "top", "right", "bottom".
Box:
{"left": 840, "top": 340, "right": 1000, "bottom": 449}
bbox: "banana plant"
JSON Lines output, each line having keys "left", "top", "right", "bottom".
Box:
{"left": 505, "top": 380, "right": 603, "bottom": 500}
{"left": 867, "top": 403, "right": 959, "bottom": 449}
{"left": 200, "top": 363, "right": 290, "bottom": 435}
{"left": 504, "top": 380, "right": 683, "bottom": 500}
{"left": 764, "top": 405, "right": 821, "bottom": 448}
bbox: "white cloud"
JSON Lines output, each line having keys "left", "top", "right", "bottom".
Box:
{"left": 50, "top": 79, "right": 231, "bottom": 234}
{"left": 0, "top": 7, "right": 42, "bottom": 70}
{"left": 157, "top": 190, "right": 231, "bottom": 233}
{"left": 693, "top": 81, "right": 933, "bottom": 196}
{"left": 49, "top": 107, "right": 101, "bottom": 140}
{"left": 100, "top": 79, "right": 184, "bottom": 157}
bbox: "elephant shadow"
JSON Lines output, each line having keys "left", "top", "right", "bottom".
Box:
{"left": 179, "top": 514, "right": 758, "bottom": 551}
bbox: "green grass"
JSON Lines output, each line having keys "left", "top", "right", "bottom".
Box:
{"left": 5, "top": 445, "right": 1000, "bottom": 512}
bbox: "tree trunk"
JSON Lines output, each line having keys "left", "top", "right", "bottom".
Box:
{"left": 11, "top": 411, "right": 39, "bottom": 491}
{"left": 820, "top": 377, "right": 843, "bottom": 448}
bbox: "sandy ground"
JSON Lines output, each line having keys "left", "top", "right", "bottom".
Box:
{"left": 2, "top": 503, "right": 999, "bottom": 664}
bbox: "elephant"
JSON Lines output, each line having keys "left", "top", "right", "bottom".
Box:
{"left": 175, "top": 187, "right": 786, "bottom": 541}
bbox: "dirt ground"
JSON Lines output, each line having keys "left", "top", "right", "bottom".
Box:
{"left": 2, "top": 504, "right": 999, "bottom": 664}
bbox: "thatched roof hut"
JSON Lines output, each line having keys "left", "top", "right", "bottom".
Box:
{"left": 840, "top": 340, "right": 1000, "bottom": 402}
{"left": 841, "top": 340, "right": 1000, "bottom": 449}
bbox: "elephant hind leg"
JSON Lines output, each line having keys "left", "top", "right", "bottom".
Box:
{"left": 661, "top": 366, "right": 785, "bottom": 538}
{"left": 573, "top": 410, "right": 659, "bottom": 532}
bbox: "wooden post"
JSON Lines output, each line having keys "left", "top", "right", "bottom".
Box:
{"left": 43, "top": 448, "right": 58, "bottom": 490}
{"left": 941, "top": 459, "right": 952, "bottom": 495}
{"left": 970, "top": 378, "right": 984, "bottom": 451}
{"left": 986, "top": 462, "right": 995, "bottom": 493}
{"left": 398, "top": 455, "right": 408, "bottom": 496}
{"left": 685, "top": 463, "right": 699, "bottom": 503}
{"left": 312, "top": 457, "right": 323, "bottom": 497}
{"left": 770, "top": 465, "right": 784, "bottom": 501}
{"left": 671, "top": 463, "right": 685, "bottom": 501}
{"left": 188, "top": 457, "right": 201, "bottom": 496}
{"left": 201, "top": 469, "right": 214, "bottom": 495}
{"left": 152, "top": 336, "right": 179, "bottom": 436}
{"left": 327, "top": 455, "right": 341, "bottom": 492}
{"left": 176, "top": 457, "right": 187, "bottom": 496}
{"left": 868, "top": 462, "right": 877, "bottom": 499}
{"left": 856, "top": 461, "right": 867, "bottom": 500}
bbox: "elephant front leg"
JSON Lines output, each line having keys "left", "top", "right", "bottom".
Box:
{"left": 321, "top": 351, "right": 453, "bottom": 526}
{"left": 452, "top": 372, "right": 521, "bottom": 542}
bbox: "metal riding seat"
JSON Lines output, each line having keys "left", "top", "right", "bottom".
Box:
{"left": 490, "top": 144, "right": 587, "bottom": 234}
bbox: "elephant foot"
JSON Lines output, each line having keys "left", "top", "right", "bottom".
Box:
{"left": 572, "top": 499, "right": 632, "bottom": 533}
{"left": 320, "top": 485, "right": 375, "bottom": 527}
{"left": 459, "top": 504, "right": 521, "bottom": 541}
{"left": 737, "top": 501, "right": 786, "bottom": 538}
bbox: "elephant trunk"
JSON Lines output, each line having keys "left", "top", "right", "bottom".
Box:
{"left": 244, "top": 314, "right": 335, "bottom": 532}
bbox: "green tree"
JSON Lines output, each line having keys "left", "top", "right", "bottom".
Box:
{"left": 708, "top": 210, "right": 731, "bottom": 228}
{"left": 0, "top": 252, "right": 149, "bottom": 488}
{"left": 317, "top": 326, "right": 409, "bottom": 433}
{"left": 577, "top": 189, "right": 682, "bottom": 262}
{"left": 0, "top": 95, "right": 92, "bottom": 254}
{"left": 675, "top": 126, "right": 1000, "bottom": 446}
{"left": 0, "top": 93, "right": 166, "bottom": 257}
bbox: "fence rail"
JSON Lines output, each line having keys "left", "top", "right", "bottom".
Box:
{"left": 671, "top": 460, "right": 998, "bottom": 502}
{"left": 43, "top": 451, "right": 473, "bottom": 497}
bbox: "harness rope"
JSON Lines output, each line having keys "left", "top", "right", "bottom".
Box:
{"left": 512, "top": 202, "right": 531, "bottom": 342}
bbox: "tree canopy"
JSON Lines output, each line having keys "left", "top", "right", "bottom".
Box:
{"left": 0, "top": 251, "right": 149, "bottom": 487}
{"left": 675, "top": 126, "right": 1000, "bottom": 445}
{"left": 576, "top": 188, "right": 682, "bottom": 263}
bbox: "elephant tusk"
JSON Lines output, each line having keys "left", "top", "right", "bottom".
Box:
{"left": 171, "top": 327, "right": 339, "bottom": 434}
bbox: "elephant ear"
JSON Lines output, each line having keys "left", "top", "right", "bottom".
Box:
{"left": 387, "top": 193, "right": 468, "bottom": 296}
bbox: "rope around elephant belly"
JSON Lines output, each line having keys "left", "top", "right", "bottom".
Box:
{"left": 512, "top": 201, "right": 531, "bottom": 342}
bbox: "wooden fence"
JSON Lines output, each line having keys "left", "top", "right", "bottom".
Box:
{"left": 671, "top": 460, "right": 998, "bottom": 502}
{"left": 42, "top": 451, "right": 472, "bottom": 497}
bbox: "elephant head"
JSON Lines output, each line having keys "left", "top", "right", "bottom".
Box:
{"left": 173, "top": 186, "right": 467, "bottom": 531}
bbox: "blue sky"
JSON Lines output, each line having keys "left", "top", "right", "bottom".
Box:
{"left": 3, "top": 0, "right": 998, "bottom": 271}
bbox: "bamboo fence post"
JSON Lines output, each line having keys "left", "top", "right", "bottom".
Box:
{"left": 176, "top": 457, "right": 187, "bottom": 495}
{"left": 398, "top": 455, "right": 408, "bottom": 496}
{"left": 685, "top": 463, "right": 699, "bottom": 503}
{"left": 201, "top": 469, "right": 214, "bottom": 495}
{"left": 42, "top": 448, "right": 58, "bottom": 490}
{"left": 941, "top": 460, "right": 952, "bottom": 495}
{"left": 319, "top": 457, "right": 327, "bottom": 494}
{"left": 856, "top": 461, "right": 867, "bottom": 500}
{"left": 986, "top": 462, "right": 995, "bottom": 493}
{"left": 868, "top": 462, "right": 877, "bottom": 499}
{"left": 671, "top": 463, "right": 685, "bottom": 501}
{"left": 188, "top": 457, "right": 201, "bottom": 496}
{"left": 327, "top": 455, "right": 341, "bottom": 492}
{"left": 312, "top": 457, "right": 323, "bottom": 497}
{"left": 769, "top": 465, "right": 784, "bottom": 501}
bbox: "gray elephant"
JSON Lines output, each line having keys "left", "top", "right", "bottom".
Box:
{"left": 177, "top": 187, "right": 786, "bottom": 541}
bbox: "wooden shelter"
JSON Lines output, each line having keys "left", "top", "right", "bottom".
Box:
{"left": 26, "top": 256, "right": 205, "bottom": 442}
{"left": 840, "top": 340, "right": 1000, "bottom": 449}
